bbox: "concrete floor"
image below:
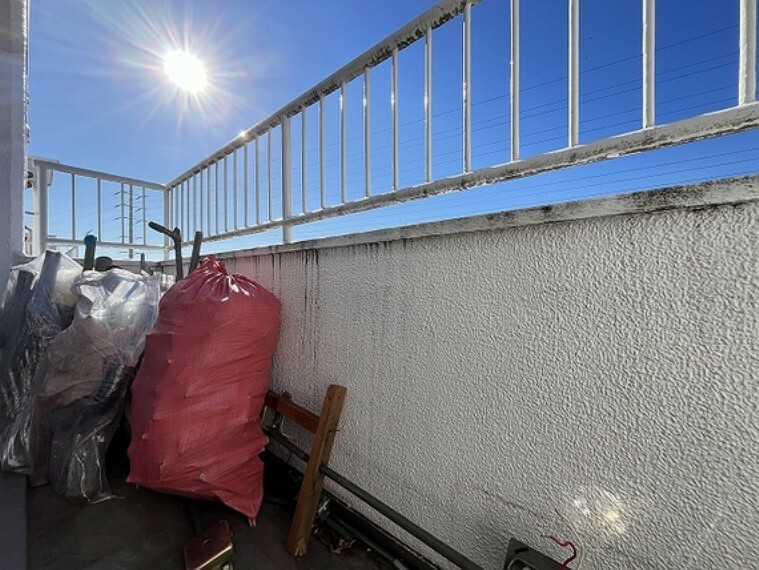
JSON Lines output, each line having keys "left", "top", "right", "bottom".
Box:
{"left": 27, "top": 447, "right": 391, "bottom": 570}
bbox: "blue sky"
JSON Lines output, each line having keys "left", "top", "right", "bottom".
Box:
{"left": 28, "top": 0, "right": 759, "bottom": 255}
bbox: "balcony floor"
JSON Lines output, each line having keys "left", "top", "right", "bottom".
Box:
{"left": 27, "top": 436, "right": 390, "bottom": 570}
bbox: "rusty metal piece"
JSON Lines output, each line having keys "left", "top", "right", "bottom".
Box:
{"left": 184, "top": 520, "right": 234, "bottom": 570}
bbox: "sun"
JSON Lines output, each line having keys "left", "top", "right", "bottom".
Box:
{"left": 163, "top": 49, "right": 207, "bottom": 93}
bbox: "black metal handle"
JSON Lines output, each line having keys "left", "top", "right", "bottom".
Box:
{"left": 148, "top": 221, "right": 183, "bottom": 280}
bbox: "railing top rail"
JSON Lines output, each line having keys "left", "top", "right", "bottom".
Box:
{"left": 33, "top": 158, "right": 166, "bottom": 191}
{"left": 166, "top": 0, "right": 479, "bottom": 188}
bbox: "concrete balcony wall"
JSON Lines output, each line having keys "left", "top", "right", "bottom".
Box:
{"left": 186, "top": 178, "right": 758, "bottom": 569}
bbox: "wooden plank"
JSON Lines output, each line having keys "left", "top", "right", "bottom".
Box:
{"left": 285, "top": 384, "right": 347, "bottom": 556}
{"left": 264, "top": 390, "right": 320, "bottom": 433}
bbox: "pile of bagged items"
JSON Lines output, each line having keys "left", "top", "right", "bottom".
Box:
{"left": 0, "top": 251, "right": 160, "bottom": 502}
{"left": 128, "top": 256, "right": 281, "bottom": 524}
{"left": 0, "top": 251, "right": 281, "bottom": 517}
{"left": 0, "top": 252, "right": 81, "bottom": 475}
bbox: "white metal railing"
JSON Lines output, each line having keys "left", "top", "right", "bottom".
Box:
{"left": 30, "top": 158, "right": 167, "bottom": 258}
{"left": 29, "top": 0, "right": 759, "bottom": 256}
{"left": 160, "top": 0, "right": 759, "bottom": 246}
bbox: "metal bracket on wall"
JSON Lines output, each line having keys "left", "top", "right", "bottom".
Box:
{"left": 503, "top": 538, "right": 566, "bottom": 570}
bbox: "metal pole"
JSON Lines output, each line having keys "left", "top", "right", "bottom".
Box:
{"left": 740, "top": 0, "right": 757, "bottom": 104}
{"left": 340, "top": 81, "right": 347, "bottom": 204}
{"left": 162, "top": 187, "right": 170, "bottom": 261}
{"left": 244, "top": 142, "right": 249, "bottom": 226}
{"left": 33, "top": 164, "right": 49, "bottom": 255}
{"left": 255, "top": 136, "right": 261, "bottom": 224}
{"left": 233, "top": 150, "right": 238, "bottom": 230}
{"left": 392, "top": 47, "right": 399, "bottom": 191}
{"left": 425, "top": 28, "right": 433, "bottom": 182}
{"left": 643, "top": 0, "right": 655, "bottom": 127}
{"left": 320, "top": 95, "right": 326, "bottom": 209}
{"left": 510, "top": 0, "right": 520, "bottom": 161}
{"left": 97, "top": 178, "right": 103, "bottom": 241}
{"left": 302, "top": 107, "right": 308, "bottom": 212}
{"left": 142, "top": 186, "right": 147, "bottom": 245}
{"left": 268, "top": 129, "right": 274, "bottom": 221}
{"left": 267, "top": 429, "right": 482, "bottom": 570}
{"left": 463, "top": 1, "right": 472, "bottom": 172}
{"left": 128, "top": 184, "right": 134, "bottom": 258}
{"left": 282, "top": 117, "right": 293, "bottom": 243}
{"left": 224, "top": 156, "right": 229, "bottom": 232}
{"left": 215, "top": 161, "right": 220, "bottom": 235}
{"left": 71, "top": 173, "right": 76, "bottom": 240}
{"left": 120, "top": 182, "right": 125, "bottom": 244}
{"left": 364, "top": 67, "right": 372, "bottom": 196}
{"left": 568, "top": 0, "right": 580, "bottom": 147}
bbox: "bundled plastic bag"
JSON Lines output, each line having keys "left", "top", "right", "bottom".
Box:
{"left": 0, "top": 252, "right": 81, "bottom": 472}
{"left": 33, "top": 269, "right": 160, "bottom": 500}
{"left": 128, "top": 256, "right": 280, "bottom": 523}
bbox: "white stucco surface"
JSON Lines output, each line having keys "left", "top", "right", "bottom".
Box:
{"left": 220, "top": 187, "right": 758, "bottom": 569}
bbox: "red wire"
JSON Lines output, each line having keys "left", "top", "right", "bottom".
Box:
{"left": 543, "top": 535, "right": 578, "bottom": 570}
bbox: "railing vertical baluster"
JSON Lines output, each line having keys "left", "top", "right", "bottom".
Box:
{"left": 193, "top": 174, "right": 198, "bottom": 235}
{"left": 142, "top": 186, "right": 147, "bottom": 245}
{"left": 244, "top": 142, "right": 249, "bottom": 226}
{"left": 463, "top": 1, "right": 472, "bottom": 172}
{"left": 740, "top": 0, "right": 756, "bottom": 104}
{"left": 223, "top": 156, "right": 229, "bottom": 232}
{"left": 174, "top": 183, "right": 179, "bottom": 231}
{"left": 340, "top": 82, "right": 347, "bottom": 203}
{"left": 425, "top": 29, "right": 433, "bottom": 182}
{"left": 255, "top": 136, "right": 261, "bottom": 224}
{"left": 364, "top": 67, "right": 372, "bottom": 196}
{"left": 179, "top": 181, "right": 184, "bottom": 237}
{"left": 206, "top": 168, "right": 212, "bottom": 235}
{"left": 282, "top": 116, "right": 293, "bottom": 243}
{"left": 320, "top": 95, "right": 326, "bottom": 208}
{"left": 199, "top": 170, "right": 204, "bottom": 235}
{"left": 268, "top": 129, "right": 274, "bottom": 221}
{"left": 120, "top": 182, "right": 125, "bottom": 244}
{"left": 510, "top": 0, "right": 520, "bottom": 161}
{"left": 162, "top": 187, "right": 170, "bottom": 261}
{"left": 128, "top": 184, "right": 134, "bottom": 258}
{"left": 34, "top": 164, "right": 49, "bottom": 255}
{"left": 71, "top": 173, "right": 76, "bottom": 240}
{"left": 186, "top": 180, "right": 191, "bottom": 236}
{"left": 187, "top": 177, "right": 191, "bottom": 235}
{"left": 392, "top": 47, "right": 399, "bottom": 191}
{"left": 215, "top": 162, "right": 220, "bottom": 236}
{"left": 97, "top": 178, "right": 102, "bottom": 241}
{"left": 233, "top": 149, "right": 238, "bottom": 230}
{"left": 569, "top": 0, "right": 580, "bottom": 147}
{"left": 302, "top": 107, "right": 308, "bottom": 213}
{"left": 643, "top": 0, "right": 655, "bottom": 128}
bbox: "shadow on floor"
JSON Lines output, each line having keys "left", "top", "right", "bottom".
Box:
{"left": 27, "top": 435, "right": 390, "bottom": 570}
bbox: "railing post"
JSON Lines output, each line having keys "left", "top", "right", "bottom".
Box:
{"left": 33, "top": 162, "right": 48, "bottom": 256}
{"left": 642, "top": 0, "right": 656, "bottom": 128}
{"left": 162, "top": 187, "right": 171, "bottom": 262}
{"left": 739, "top": 0, "right": 757, "bottom": 104}
{"left": 282, "top": 116, "right": 293, "bottom": 243}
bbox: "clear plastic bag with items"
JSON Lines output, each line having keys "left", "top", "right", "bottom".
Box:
{"left": 36, "top": 269, "right": 161, "bottom": 502}
{"left": 0, "top": 252, "right": 81, "bottom": 473}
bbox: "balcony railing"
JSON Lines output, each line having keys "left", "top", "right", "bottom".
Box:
{"left": 28, "top": 0, "right": 759, "bottom": 259}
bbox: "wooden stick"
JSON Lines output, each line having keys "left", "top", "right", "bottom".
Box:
{"left": 264, "top": 390, "right": 320, "bottom": 433}
{"left": 285, "top": 384, "right": 347, "bottom": 556}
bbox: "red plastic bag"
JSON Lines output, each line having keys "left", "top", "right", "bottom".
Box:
{"left": 128, "top": 256, "right": 280, "bottom": 523}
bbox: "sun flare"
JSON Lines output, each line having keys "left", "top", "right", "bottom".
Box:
{"left": 163, "top": 49, "right": 207, "bottom": 93}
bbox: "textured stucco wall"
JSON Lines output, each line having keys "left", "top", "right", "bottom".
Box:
{"left": 220, "top": 186, "right": 758, "bottom": 569}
